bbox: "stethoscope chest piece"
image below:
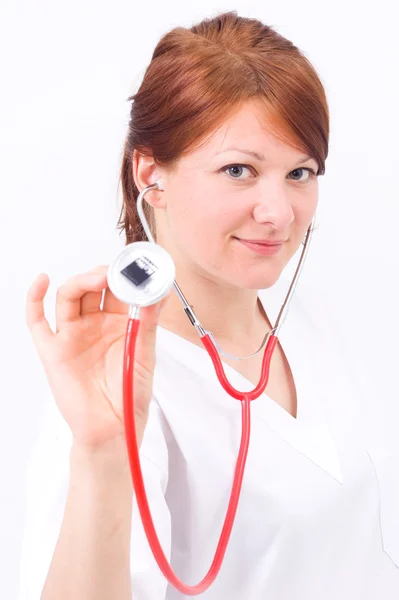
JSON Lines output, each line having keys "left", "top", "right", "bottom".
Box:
{"left": 107, "top": 241, "right": 175, "bottom": 307}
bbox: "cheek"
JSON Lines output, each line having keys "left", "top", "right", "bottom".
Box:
{"left": 172, "top": 197, "right": 239, "bottom": 270}
{"left": 167, "top": 194, "right": 219, "bottom": 256}
{"left": 175, "top": 191, "right": 235, "bottom": 236}
{"left": 294, "top": 190, "right": 318, "bottom": 226}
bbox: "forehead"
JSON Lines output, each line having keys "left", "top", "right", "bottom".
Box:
{"left": 183, "top": 99, "right": 303, "bottom": 165}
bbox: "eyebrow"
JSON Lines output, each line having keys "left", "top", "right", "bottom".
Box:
{"left": 215, "top": 147, "right": 315, "bottom": 166}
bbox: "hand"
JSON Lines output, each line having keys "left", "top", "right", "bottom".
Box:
{"left": 26, "top": 265, "right": 165, "bottom": 449}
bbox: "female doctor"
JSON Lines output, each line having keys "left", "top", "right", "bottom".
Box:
{"left": 21, "top": 10, "right": 399, "bottom": 600}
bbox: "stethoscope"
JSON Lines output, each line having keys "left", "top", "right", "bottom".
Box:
{"left": 107, "top": 180, "right": 316, "bottom": 595}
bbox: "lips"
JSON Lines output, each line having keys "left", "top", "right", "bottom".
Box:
{"left": 234, "top": 237, "right": 284, "bottom": 256}
{"left": 233, "top": 237, "right": 286, "bottom": 246}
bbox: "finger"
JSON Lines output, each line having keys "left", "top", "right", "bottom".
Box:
{"left": 80, "top": 266, "right": 110, "bottom": 316}
{"left": 55, "top": 268, "right": 108, "bottom": 330}
{"left": 26, "top": 273, "right": 55, "bottom": 344}
{"left": 80, "top": 288, "right": 105, "bottom": 315}
{"left": 102, "top": 286, "right": 129, "bottom": 315}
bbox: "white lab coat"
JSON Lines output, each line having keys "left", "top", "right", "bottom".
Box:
{"left": 18, "top": 275, "right": 399, "bottom": 599}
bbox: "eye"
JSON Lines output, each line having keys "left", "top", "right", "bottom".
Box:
{"left": 221, "top": 164, "right": 255, "bottom": 180}
{"left": 288, "top": 167, "right": 317, "bottom": 183}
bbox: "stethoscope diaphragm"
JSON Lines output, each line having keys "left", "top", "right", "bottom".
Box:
{"left": 107, "top": 241, "right": 175, "bottom": 307}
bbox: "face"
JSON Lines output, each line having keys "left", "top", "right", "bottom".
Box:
{"left": 149, "top": 99, "right": 319, "bottom": 290}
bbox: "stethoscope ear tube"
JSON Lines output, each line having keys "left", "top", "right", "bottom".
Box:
{"left": 134, "top": 182, "right": 317, "bottom": 343}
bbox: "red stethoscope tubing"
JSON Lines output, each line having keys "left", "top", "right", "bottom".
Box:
{"left": 123, "top": 317, "right": 278, "bottom": 595}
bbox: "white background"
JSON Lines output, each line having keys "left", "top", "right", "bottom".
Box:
{"left": 0, "top": 0, "right": 398, "bottom": 597}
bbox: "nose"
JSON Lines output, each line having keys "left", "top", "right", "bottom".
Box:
{"left": 252, "top": 181, "right": 294, "bottom": 229}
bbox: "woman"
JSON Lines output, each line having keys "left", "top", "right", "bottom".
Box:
{"left": 20, "top": 10, "right": 399, "bottom": 600}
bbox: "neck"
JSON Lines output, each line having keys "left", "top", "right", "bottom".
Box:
{"left": 157, "top": 269, "right": 271, "bottom": 348}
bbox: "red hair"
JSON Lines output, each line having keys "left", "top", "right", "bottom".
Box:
{"left": 118, "top": 10, "right": 329, "bottom": 244}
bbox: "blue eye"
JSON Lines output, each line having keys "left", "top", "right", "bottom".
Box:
{"left": 288, "top": 168, "right": 316, "bottom": 183}
{"left": 221, "top": 164, "right": 254, "bottom": 180}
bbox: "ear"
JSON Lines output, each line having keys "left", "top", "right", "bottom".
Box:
{"left": 132, "top": 150, "right": 167, "bottom": 208}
